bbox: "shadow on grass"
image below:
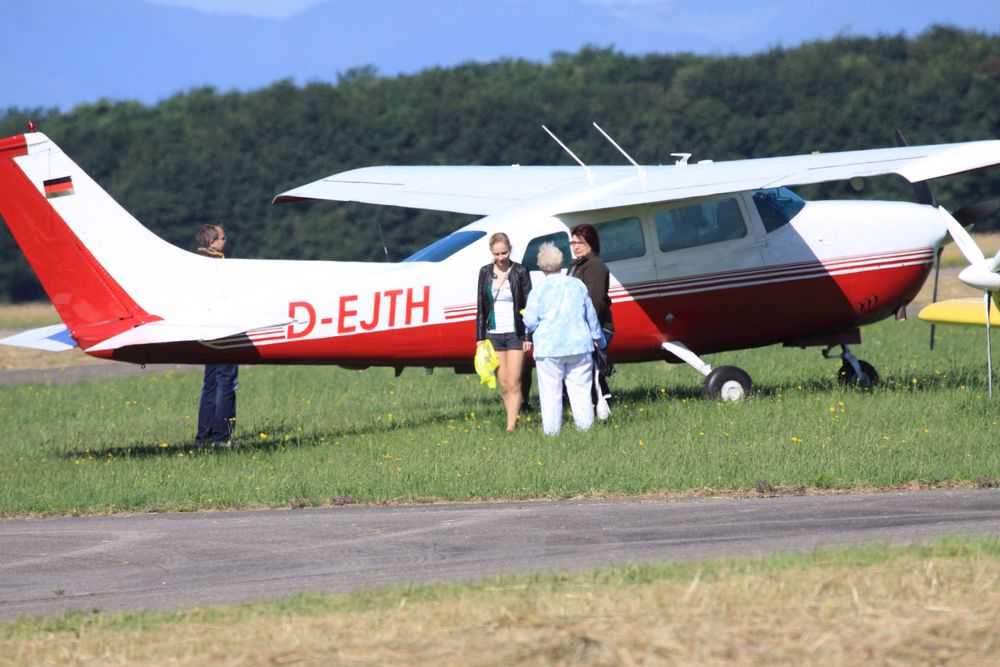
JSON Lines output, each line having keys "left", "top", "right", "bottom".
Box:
{"left": 59, "top": 397, "right": 493, "bottom": 460}
{"left": 59, "top": 369, "right": 988, "bottom": 460}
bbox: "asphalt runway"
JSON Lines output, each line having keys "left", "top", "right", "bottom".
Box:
{"left": 2, "top": 488, "right": 999, "bottom": 621}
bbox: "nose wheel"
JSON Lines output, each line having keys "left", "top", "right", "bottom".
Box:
{"left": 702, "top": 365, "right": 753, "bottom": 402}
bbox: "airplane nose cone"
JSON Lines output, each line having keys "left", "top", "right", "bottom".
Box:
{"left": 958, "top": 262, "right": 1000, "bottom": 292}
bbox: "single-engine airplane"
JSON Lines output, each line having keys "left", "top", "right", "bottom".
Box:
{"left": 1, "top": 127, "right": 999, "bottom": 401}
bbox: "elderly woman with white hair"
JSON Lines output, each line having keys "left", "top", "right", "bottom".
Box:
{"left": 522, "top": 242, "right": 607, "bottom": 435}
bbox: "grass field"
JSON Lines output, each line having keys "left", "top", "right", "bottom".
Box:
{"left": 1, "top": 305, "right": 999, "bottom": 516}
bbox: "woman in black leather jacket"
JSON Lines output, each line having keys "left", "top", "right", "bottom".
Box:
{"left": 476, "top": 232, "right": 532, "bottom": 432}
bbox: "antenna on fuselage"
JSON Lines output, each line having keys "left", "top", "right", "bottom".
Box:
{"left": 593, "top": 122, "right": 646, "bottom": 185}
{"left": 541, "top": 125, "right": 594, "bottom": 184}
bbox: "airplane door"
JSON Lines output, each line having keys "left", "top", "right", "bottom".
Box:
{"left": 650, "top": 196, "right": 770, "bottom": 348}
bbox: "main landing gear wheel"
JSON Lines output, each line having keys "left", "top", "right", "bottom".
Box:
{"left": 838, "top": 359, "right": 879, "bottom": 389}
{"left": 702, "top": 366, "right": 752, "bottom": 402}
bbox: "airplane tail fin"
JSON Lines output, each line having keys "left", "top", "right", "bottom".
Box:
{"left": 0, "top": 132, "right": 161, "bottom": 351}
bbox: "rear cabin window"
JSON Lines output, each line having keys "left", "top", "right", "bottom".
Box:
{"left": 523, "top": 232, "right": 571, "bottom": 271}
{"left": 654, "top": 198, "right": 746, "bottom": 252}
{"left": 752, "top": 187, "right": 806, "bottom": 233}
{"left": 594, "top": 216, "right": 645, "bottom": 263}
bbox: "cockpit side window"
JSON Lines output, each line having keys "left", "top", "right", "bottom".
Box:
{"left": 654, "top": 198, "right": 747, "bottom": 252}
{"left": 523, "top": 232, "right": 571, "bottom": 271}
{"left": 752, "top": 187, "right": 806, "bottom": 233}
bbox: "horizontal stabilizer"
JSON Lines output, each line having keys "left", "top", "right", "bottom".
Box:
{"left": 86, "top": 317, "right": 294, "bottom": 352}
{"left": 0, "top": 324, "right": 77, "bottom": 351}
{"left": 918, "top": 298, "right": 1000, "bottom": 326}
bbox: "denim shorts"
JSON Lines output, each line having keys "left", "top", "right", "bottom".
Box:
{"left": 487, "top": 331, "right": 524, "bottom": 351}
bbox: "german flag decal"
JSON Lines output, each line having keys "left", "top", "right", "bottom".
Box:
{"left": 43, "top": 176, "right": 74, "bottom": 198}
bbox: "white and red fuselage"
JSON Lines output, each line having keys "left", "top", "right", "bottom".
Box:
{"left": 1, "top": 131, "right": 995, "bottom": 379}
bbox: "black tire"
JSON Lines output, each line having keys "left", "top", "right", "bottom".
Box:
{"left": 702, "top": 366, "right": 752, "bottom": 402}
{"left": 837, "top": 359, "right": 879, "bottom": 389}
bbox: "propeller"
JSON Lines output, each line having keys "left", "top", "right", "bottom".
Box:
{"left": 894, "top": 131, "right": 1000, "bottom": 358}
{"left": 937, "top": 206, "right": 1000, "bottom": 398}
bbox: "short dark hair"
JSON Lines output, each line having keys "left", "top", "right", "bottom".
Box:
{"left": 196, "top": 224, "right": 222, "bottom": 248}
{"left": 570, "top": 223, "right": 600, "bottom": 255}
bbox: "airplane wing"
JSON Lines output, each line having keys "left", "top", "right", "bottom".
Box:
{"left": 275, "top": 141, "right": 1000, "bottom": 216}
{"left": 273, "top": 165, "right": 595, "bottom": 215}
{"left": 918, "top": 298, "right": 1000, "bottom": 326}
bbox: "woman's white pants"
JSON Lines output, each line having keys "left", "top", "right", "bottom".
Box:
{"left": 535, "top": 353, "right": 594, "bottom": 435}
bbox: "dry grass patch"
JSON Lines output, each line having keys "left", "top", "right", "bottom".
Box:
{"left": 3, "top": 541, "right": 998, "bottom": 666}
{"left": 0, "top": 301, "right": 59, "bottom": 329}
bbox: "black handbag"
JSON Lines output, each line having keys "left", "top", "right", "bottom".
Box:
{"left": 593, "top": 345, "right": 614, "bottom": 377}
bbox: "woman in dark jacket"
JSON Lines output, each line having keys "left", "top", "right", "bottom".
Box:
{"left": 476, "top": 232, "right": 532, "bottom": 432}
{"left": 567, "top": 223, "right": 614, "bottom": 417}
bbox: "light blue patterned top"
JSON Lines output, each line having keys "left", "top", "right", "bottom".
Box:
{"left": 523, "top": 274, "right": 606, "bottom": 358}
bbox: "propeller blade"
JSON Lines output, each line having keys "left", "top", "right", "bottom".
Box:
{"left": 938, "top": 206, "right": 985, "bottom": 265}
{"left": 987, "top": 291, "right": 994, "bottom": 399}
{"left": 954, "top": 199, "right": 1000, "bottom": 227}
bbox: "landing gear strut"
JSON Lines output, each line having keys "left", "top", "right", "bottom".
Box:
{"left": 825, "top": 344, "right": 879, "bottom": 389}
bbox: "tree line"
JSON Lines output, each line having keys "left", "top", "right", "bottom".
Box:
{"left": 1, "top": 25, "right": 998, "bottom": 302}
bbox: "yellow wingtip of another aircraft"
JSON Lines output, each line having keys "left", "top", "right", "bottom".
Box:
{"left": 918, "top": 298, "right": 1000, "bottom": 326}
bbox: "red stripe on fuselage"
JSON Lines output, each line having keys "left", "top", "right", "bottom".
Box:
{"left": 108, "top": 259, "right": 930, "bottom": 366}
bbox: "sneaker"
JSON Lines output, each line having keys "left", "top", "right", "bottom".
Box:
{"left": 596, "top": 398, "right": 611, "bottom": 421}
{"left": 213, "top": 439, "right": 237, "bottom": 449}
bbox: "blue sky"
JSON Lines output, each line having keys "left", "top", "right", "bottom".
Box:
{"left": 4, "top": 0, "right": 999, "bottom": 111}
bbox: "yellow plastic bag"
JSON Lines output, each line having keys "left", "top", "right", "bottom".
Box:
{"left": 474, "top": 339, "right": 499, "bottom": 389}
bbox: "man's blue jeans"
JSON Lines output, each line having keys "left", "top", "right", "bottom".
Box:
{"left": 197, "top": 363, "right": 238, "bottom": 443}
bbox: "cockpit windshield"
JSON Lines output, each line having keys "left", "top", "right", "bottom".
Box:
{"left": 403, "top": 230, "right": 486, "bottom": 262}
{"left": 752, "top": 187, "right": 806, "bottom": 233}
